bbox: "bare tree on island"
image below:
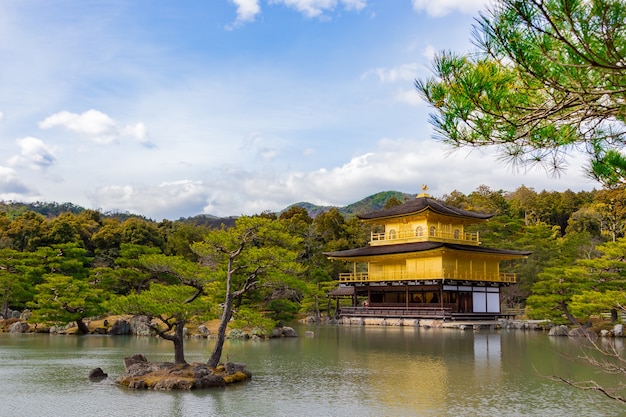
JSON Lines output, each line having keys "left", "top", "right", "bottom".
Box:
{"left": 192, "top": 216, "right": 303, "bottom": 369}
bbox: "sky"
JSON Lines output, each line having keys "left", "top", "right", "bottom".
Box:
{"left": 0, "top": 0, "right": 597, "bottom": 220}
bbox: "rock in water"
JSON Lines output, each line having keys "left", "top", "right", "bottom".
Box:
{"left": 8, "top": 321, "right": 29, "bottom": 333}
{"left": 124, "top": 353, "right": 148, "bottom": 369}
{"left": 281, "top": 326, "right": 298, "bottom": 337}
{"left": 108, "top": 319, "right": 131, "bottom": 335}
{"left": 89, "top": 367, "right": 108, "bottom": 381}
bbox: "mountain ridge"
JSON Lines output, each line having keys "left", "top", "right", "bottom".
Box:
{"left": 0, "top": 190, "right": 414, "bottom": 223}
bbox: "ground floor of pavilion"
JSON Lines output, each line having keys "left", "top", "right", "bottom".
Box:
{"left": 328, "top": 281, "right": 512, "bottom": 321}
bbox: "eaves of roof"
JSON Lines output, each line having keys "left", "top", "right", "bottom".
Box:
{"left": 324, "top": 241, "right": 531, "bottom": 259}
{"left": 357, "top": 197, "right": 493, "bottom": 221}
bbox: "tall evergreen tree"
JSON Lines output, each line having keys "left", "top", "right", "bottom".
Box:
{"left": 416, "top": 0, "right": 626, "bottom": 186}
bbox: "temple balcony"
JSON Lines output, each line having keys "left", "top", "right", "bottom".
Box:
{"left": 369, "top": 230, "right": 480, "bottom": 246}
{"left": 338, "top": 270, "right": 516, "bottom": 284}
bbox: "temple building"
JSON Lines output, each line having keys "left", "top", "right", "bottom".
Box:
{"left": 325, "top": 190, "right": 530, "bottom": 320}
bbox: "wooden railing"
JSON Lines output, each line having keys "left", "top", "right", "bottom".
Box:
{"left": 370, "top": 230, "right": 479, "bottom": 246}
{"left": 339, "top": 306, "right": 452, "bottom": 319}
{"left": 338, "top": 270, "right": 517, "bottom": 283}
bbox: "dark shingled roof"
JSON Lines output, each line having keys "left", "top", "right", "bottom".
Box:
{"left": 327, "top": 286, "right": 355, "bottom": 296}
{"left": 358, "top": 196, "right": 493, "bottom": 221}
{"left": 324, "top": 241, "right": 531, "bottom": 259}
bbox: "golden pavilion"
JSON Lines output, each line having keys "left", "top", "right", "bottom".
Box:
{"left": 325, "top": 191, "right": 530, "bottom": 320}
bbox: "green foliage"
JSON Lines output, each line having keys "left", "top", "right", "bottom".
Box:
{"left": 342, "top": 191, "right": 411, "bottom": 215}
{"left": 0, "top": 183, "right": 624, "bottom": 332}
{"left": 0, "top": 249, "right": 35, "bottom": 314}
{"left": 231, "top": 306, "right": 276, "bottom": 334}
{"left": 527, "top": 234, "right": 626, "bottom": 323}
{"left": 29, "top": 274, "right": 107, "bottom": 328}
{"left": 107, "top": 283, "right": 211, "bottom": 320}
{"left": 160, "top": 220, "right": 208, "bottom": 260}
{"left": 286, "top": 191, "right": 412, "bottom": 218}
{"left": 25, "top": 243, "right": 101, "bottom": 330}
{"left": 120, "top": 218, "right": 165, "bottom": 249}
{"left": 0, "top": 201, "right": 84, "bottom": 219}
{"left": 526, "top": 266, "right": 590, "bottom": 324}
{"left": 299, "top": 280, "right": 339, "bottom": 318}
{"left": 192, "top": 215, "right": 304, "bottom": 367}
{"left": 570, "top": 290, "right": 626, "bottom": 320}
{"left": 416, "top": 0, "right": 626, "bottom": 186}
{"left": 267, "top": 298, "right": 300, "bottom": 322}
{"left": 6, "top": 211, "right": 46, "bottom": 251}
{"left": 91, "top": 220, "right": 122, "bottom": 252}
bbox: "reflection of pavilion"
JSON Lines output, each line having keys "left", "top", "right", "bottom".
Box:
{"left": 472, "top": 333, "right": 502, "bottom": 380}
{"left": 363, "top": 330, "right": 502, "bottom": 414}
{"left": 366, "top": 351, "right": 448, "bottom": 412}
{"left": 326, "top": 192, "right": 529, "bottom": 319}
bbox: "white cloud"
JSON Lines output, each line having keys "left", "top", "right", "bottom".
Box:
{"left": 363, "top": 63, "right": 420, "bottom": 83}
{"left": 423, "top": 45, "right": 436, "bottom": 61}
{"left": 83, "top": 136, "right": 594, "bottom": 219}
{"left": 208, "top": 138, "right": 595, "bottom": 217}
{"left": 228, "top": 0, "right": 367, "bottom": 24}
{"left": 360, "top": 63, "right": 426, "bottom": 106}
{"left": 121, "top": 122, "right": 153, "bottom": 147}
{"left": 7, "top": 137, "right": 56, "bottom": 170}
{"left": 38, "top": 109, "right": 148, "bottom": 145}
{"left": 91, "top": 180, "right": 209, "bottom": 220}
{"left": 0, "top": 1, "right": 593, "bottom": 221}
{"left": 340, "top": 0, "right": 366, "bottom": 11}
{"left": 394, "top": 89, "right": 423, "bottom": 106}
{"left": 411, "top": 0, "right": 490, "bottom": 17}
{"left": 270, "top": 0, "right": 366, "bottom": 18}
{"left": 240, "top": 131, "right": 282, "bottom": 161}
{"left": 230, "top": 0, "right": 261, "bottom": 24}
{"left": 0, "top": 165, "right": 37, "bottom": 199}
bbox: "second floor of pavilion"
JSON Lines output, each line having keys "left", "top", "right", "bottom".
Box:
{"left": 359, "top": 193, "right": 493, "bottom": 247}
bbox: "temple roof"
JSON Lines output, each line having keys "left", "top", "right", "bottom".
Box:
{"left": 357, "top": 196, "right": 493, "bottom": 221}
{"left": 327, "top": 286, "right": 356, "bottom": 296}
{"left": 324, "top": 241, "right": 530, "bottom": 259}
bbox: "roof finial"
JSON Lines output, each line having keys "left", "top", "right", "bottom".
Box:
{"left": 417, "top": 184, "right": 430, "bottom": 198}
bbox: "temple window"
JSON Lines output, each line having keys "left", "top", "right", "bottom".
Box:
{"left": 429, "top": 226, "right": 436, "bottom": 237}
{"left": 415, "top": 226, "right": 423, "bottom": 237}
{"left": 388, "top": 229, "right": 397, "bottom": 239}
{"left": 453, "top": 229, "right": 460, "bottom": 239}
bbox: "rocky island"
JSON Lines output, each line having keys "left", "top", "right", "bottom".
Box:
{"left": 114, "top": 353, "right": 252, "bottom": 390}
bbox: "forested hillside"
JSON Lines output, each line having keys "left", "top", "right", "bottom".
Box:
{"left": 0, "top": 184, "right": 624, "bottom": 332}
{"left": 287, "top": 190, "right": 412, "bottom": 217}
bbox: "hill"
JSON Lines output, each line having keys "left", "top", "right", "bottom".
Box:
{"left": 0, "top": 190, "right": 413, "bottom": 223}
{"left": 287, "top": 190, "right": 413, "bottom": 218}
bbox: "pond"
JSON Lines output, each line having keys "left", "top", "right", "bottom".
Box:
{"left": 0, "top": 325, "right": 624, "bottom": 417}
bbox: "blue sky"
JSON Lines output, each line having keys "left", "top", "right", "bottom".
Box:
{"left": 0, "top": 0, "right": 595, "bottom": 219}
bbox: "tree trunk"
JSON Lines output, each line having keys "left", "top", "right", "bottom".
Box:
{"left": 560, "top": 301, "right": 580, "bottom": 326}
{"left": 75, "top": 318, "right": 90, "bottom": 334}
{"left": 208, "top": 292, "right": 234, "bottom": 368}
{"left": 1, "top": 297, "right": 8, "bottom": 319}
{"left": 313, "top": 295, "right": 320, "bottom": 322}
{"left": 172, "top": 321, "right": 187, "bottom": 364}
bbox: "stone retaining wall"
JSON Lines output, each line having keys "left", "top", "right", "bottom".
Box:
{"left": 333, "top": 316, "right": 625, "bottom": 336}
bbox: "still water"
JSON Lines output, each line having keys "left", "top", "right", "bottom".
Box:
{"left": 0, "top": 325, "right": 624, "bottom": 417}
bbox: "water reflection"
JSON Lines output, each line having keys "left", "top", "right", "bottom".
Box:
{"left": 473, "top": 333, "right": 501, "bottom": 381}
{"left": 1, "top": 328, "right": 624, "bottom": 417}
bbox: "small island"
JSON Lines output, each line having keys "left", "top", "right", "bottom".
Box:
{"left": 114, "top": 354, "right": 251, "bottom": 390}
